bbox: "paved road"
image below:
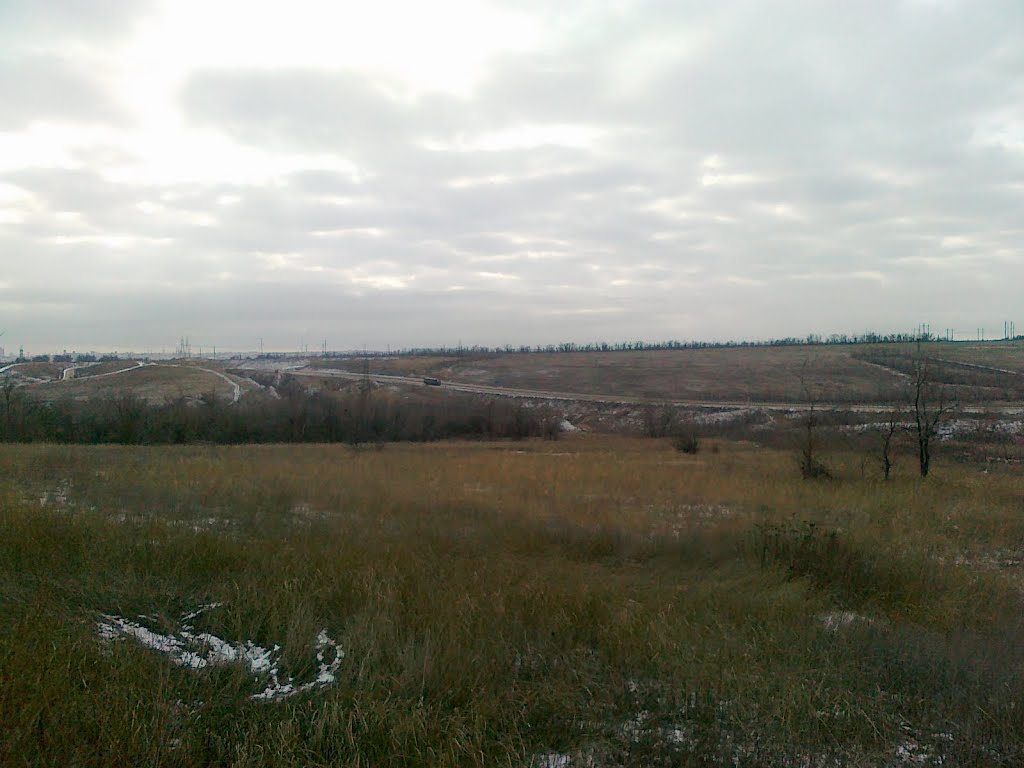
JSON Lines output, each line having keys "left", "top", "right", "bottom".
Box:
{"left": 280, "top": 367, "right": 1023, "bottom": 414}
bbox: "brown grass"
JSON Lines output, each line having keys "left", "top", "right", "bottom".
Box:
{"left": 4, "top": 361, "right": 64, "bottom": 380}
{"left": 73, "top": 360, "right": 143, "bottom": 377}
{"left": 916, "top": 340, "right": 1024, "bottom": 373}
{"left": 3, "top": 436, "right": 1024, "bottom": 764}
{"left": 31, "top": 364, "right": 238, "bottom": 403}
{"left": 311, "top": 346, "right": 936, "bottom": 403}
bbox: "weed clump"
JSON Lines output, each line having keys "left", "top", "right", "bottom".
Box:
{"left": 672, "top": 433, "right": 701, "bottom": 454}
{"left": 799, "top": 456, "right": 832, "bottom": 479}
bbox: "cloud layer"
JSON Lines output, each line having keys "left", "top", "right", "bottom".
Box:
{"left": 1, "top": 0, "right": 1022, "bottom": 352}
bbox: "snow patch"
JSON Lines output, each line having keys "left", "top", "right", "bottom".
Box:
{"left": 97, "top": 603, "right": 343, "bottom": 701}
{"left": 692, "top": 408, "right": 756, "bottom": 425}
{"left": 818, "top": 611, "right": 875, "bottom": 632}
{"left": 38, "top": 480, "right": 72, "bottom": 508}
{"left": 532, "top": 754, "right": 574, "bottom": 768}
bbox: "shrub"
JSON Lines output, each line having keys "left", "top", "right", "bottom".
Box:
{"left": 672, "top": 433, "right": 700, "bottom": 454}
{"left": 799, "top": 455, "right": 833, "bottom": 480}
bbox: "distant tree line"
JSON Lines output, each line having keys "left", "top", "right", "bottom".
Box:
{"left": 15, "top": 353, "right": 121, "bottom": 364}
{"left": 271, "top": 330, "right": 1000, "bottom": 361}
{"left": 19, "top": 328, "right": 1021, "bottom": 364}
{"left": 0, "top": 385, "right": 560, "bottom": 445}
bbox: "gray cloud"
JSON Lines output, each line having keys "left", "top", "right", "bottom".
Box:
{"left": 0, "top": 55, "right": 124, "bottom": 129}
{"left": 181, "top": 69, "right": 464, "bottom": 160}
{"left": 3, "top": 0, "right": 1024, "bottom": 351}
{"left": 0, "top": 0, "right": 151, "bottom": 45}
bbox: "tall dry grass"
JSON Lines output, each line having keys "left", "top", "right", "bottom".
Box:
{"left": 2, "top": 437, "right": 1023, "bottom": 765}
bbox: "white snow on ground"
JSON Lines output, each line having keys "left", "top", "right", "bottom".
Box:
{"left": 840, "top": 418, "right": 1024, "bottom": 440}
{"left": 235, "top": 373, "right": 285, "bottom": 400}
{"left": 97, "top": 604, "right": 343, "bottom": 701}
{"left": 817, "top": 611, "right": 886, "bottom": 634}
{"left": 171, "top": 516, "right": 236, "bottom": 533}
{"left": 526, "top": 679, "right": 957, "bottom": 767}
{"left": 895, "top": 740, "right": 933, "bottom": 765}
{"left": 692, "top": 408, "right": 755, "bottom": 424}
{"left": 531, "top": 754, "right": 574, "bottom": 768}
{"left": 107, "top": 513, "right": 236, "bottom": 532}
{"left": 895, "top": 725, "right": 953, "bottom": 765}
{"left": 935, "top": 418, "right": 1024, "bottom": 440}
{"left": 251, "top": 631, "right": 341, "bottom": 701}
{"left": 840, "top": 421, "right": 915, "bottom": 434}
{"left": 38, "top": 480, "right": 73, "bottom": 508}
{"left": 818, "top": 611, "right": 871, "bottom": 632}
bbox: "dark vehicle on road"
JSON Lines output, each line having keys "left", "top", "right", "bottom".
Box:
{"left": 423, "top": 377, "right": 442, "bottom": 386}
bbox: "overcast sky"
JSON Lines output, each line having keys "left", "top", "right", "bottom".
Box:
{"left": 1, "top": 0, "right": 1022, "bottom": 353}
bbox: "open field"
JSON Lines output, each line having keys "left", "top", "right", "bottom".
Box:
{"left": 310, "top": 346, "right": 898, "bottom": 402}
{"left": 72, "top": 360, "right": 146, "bottom": 378}
{"left": 6, "top": 342, "right": 1022, "bottom": 414}
{"left": 0, "top": 361, "right": 65, "bottom": 382}
{"left": 916, "top": 342, "right": 1024, "bottom": 375}
{"left": 23, "top": 362, "right": 250, "bottom": 404}
{"left": 308, "top": 342, "right": 1024, "bottom": 405}
{"left": 3, "top": 437, "right": 1024, "bottom": 766}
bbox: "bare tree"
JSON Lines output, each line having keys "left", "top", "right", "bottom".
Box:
{"left": 910, "top": 344, "right": 956, "bottom": 478}
{"left": 642, "top": 405, "right": 676, "bottom": 438}
{"left": 880, "top": 405, "right": 902, "bottom": 480}
{"left": 799, "top": 360, "right": 831, "bottom": 479}
{"left": 1, "top": 378, "right": 16, "bottom": 438}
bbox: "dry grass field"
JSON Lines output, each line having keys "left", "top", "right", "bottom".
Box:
{"left": 312, "top": 347, "right": 891, "bottom": 402}
{"left": 313, "top": 342, "right": 1024, "bottom": 404}
{"left": 437, "top": 346, "right": 896, "bottom": 402}
{"left": 914, "top": 342, "right": 1024, "bottom": 374}
{"left": 2, "top": 361, "right": 65, "bottom": 381}
{"left": 72, "top": 360, "right": 146, "bottom": 377}
{"left": 7, "top": 342, "right": 1020, "bottom": 410}
{"left": 28, "top": 363, "right": 245, "bottom": 404}
{"left": 3, "top": 436, "right": 1024, "bottom": 766}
